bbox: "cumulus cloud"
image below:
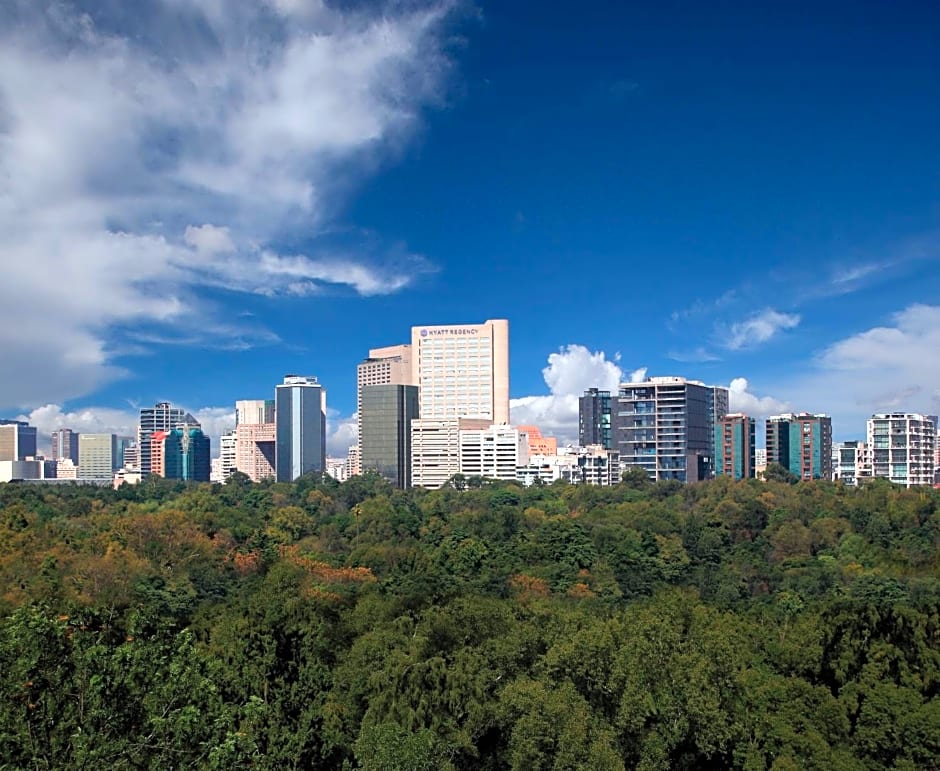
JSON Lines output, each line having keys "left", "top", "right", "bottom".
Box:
{"left": 0, "top": 0, "right": 459, "bottom": 409}
{"left": 721, "top": 309, "right": 801, "bottom": 351}
{"left": 727, "top": 378, "right": 791, "bottom": 417}
{"left": 17, "top": 402, "right": 235, "bottom": 457}
{"left": 818, "top": 304, "right": 940, "bottom": 374}
{"left": 21, "top": 400, "right": 362, "bottom": 460}
{"left": 510, "top": 345, "right": 641, "bottom": 444}
{"left": 326, "top": 410, "right": 358, "bottom": 458}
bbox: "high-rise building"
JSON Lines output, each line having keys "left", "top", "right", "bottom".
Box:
{"left": 411, "top": 319, "right": 510, "bottom": 424}
{"left": 867, "top": 413, "right": 936, "bottom": 488}
{"left": 236, "top": 400, "right": 275, "bottom": 426}
{"left": 122, "top": 442, "right": 139, "bottom": 471}
{"left": 766, "top": 413, "right": 833, "bottom": 480}
{"left": 0, "top": 420, "right": 37, "bottom": 462}
{"left": 235, "top": 423, "right": 276, "bottom": 482}
{"left": 613, "top": 377, "right": 729, "bottom": 482}
{"left": 233, "top": 398, "right": 276, "bottom": 483}
{"left": 345, "top": 445, "right": 360, "bottom": 480}
{"left": 151, "top": 427, "right": 211, "bottom": 481}
{"left": 359, "top": 384, "right": 419, "bottom": 488}
{"left": 138, "top": 403, "right": 199, "bottom": 478}
{"left": 579, "top": 388, "right": 614, "bottom": 449}
{"left": 459, "top": 424, "right": 529, "bottom": 482}
{"left": 411, "top": 417, "right": 492, "bottom": 489}
{"left": 51, "top": 428, "right": 80, "bottom": 463}
{"left": 326, "top": 457, "right": 349, "bottom": 482}
{"left": 78, "top": 433, "right": 117, "bottom": 479}
{"left": 754, "top": 448, "right": 768, "bottom": 477}
{"left": 833, "top": 440, "right": 871, "bottom": 486}
{"left": 275, "top": 376, "right": 326, "bottom": 482}
{"left": 219, "top": 430, "right": 238, "bottom": 482}
{"left": 115, "top": 436, "right": 135, "bottom": 468}
{"left": 356, "top": 344, "right": 414, "bottom": 476}
{"left": 715, "top": 413, "right": 756, "bottom": 480}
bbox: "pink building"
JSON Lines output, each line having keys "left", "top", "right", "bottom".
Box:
{"left": 236, "top": 422, "right": 276, "bottom": 482}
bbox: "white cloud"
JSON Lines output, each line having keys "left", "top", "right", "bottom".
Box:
{"left": 722, "top": 309, "right": 800, "bottom": 351}
{"left": 727, "top": 378, "right": 791, "bottom": 417}
{"left": 0, "top": 1, "right": 458, "bottom": 409}
{"left": 326, "top": 410, "right": 358, "bottom": 458}
{"left": 21, "top": 400, "right": 362, "bottom": 460}
{"left": 510, "top": 345, "right": 641, "bottom": 445}
{"left": 817, "top": 304, "right": 940, "bottom": 374}
{"left": 17, "top": 402, "right": 234, "bottom": 457}
{"left": 541, "top": 345, "right": 623, "bottom": 396}
{"left": 750, "top": 304, "right": 940, "bottom": 438}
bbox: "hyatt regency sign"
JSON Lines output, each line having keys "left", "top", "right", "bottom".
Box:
{"left": 419, "top": 328, "right": 481, "bottom": 337}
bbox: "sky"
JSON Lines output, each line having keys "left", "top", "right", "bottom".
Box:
{"left": 1, "top": 0, "right": 939, "bottom": 455}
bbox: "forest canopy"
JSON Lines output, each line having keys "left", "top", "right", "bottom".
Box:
{"left": 0, "top": 473, "right": 938, "bottom": 769}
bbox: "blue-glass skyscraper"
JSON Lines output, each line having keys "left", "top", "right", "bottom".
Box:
{"left": 275, "top": 375, "right": 327, "bottom": 482}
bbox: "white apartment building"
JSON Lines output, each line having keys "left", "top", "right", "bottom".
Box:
{"left": 867, "top": 413, "right": 936, "bottom": 487}
{"left": 411, "top": 320, "right": 510, "bottom": 424}
{"left": 516, "top": 445, "right": 621, "bottom": 487}
{"left": 754, "top": 448, "right": 768, "bottom": 477}
{"left": 832, "top": 440, "right": 872, "bottom": 486}
{"left": 459, "top": 424, "right": 529, "bottom": 482}
{"left": 326, "top": 457, "right": 348, "bottom": 482}
{"left": 345, "top": 445, "right": 360, "bottom": 480}
{"left": 517, "top": 454, "right": 578, "bottom": 486}
{"left": 55, "top": 458, "right": 78, "bottom": 480}
{"left": 219, "top": 430, "right": 238, "bottom": 482}
{"left": 411, "top": 417, "right": 492, "bottom": 489}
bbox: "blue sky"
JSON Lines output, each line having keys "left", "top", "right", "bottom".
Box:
{"left": 2, "top": 0, "right": 939, "bottom": 452}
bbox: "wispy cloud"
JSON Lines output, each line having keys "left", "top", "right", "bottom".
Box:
{"left": 0, "top": 0, "right": 460, "bottom": 409}
{"left": 668, "top": 346, "right": 722, "bottom": 363}
{"left": 720, "top": 309, "right": 801, "bottom": 351}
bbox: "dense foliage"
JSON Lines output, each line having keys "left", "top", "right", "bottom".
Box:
{"left": 0, "top": 472, "right": 938, "bottom": 769}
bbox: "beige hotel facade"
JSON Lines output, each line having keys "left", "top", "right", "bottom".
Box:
{"left": 411, "top": 319, "right": 510, "bottom": 424}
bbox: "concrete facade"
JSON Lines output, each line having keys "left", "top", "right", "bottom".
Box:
{"left": 78, "top": 433, "right": 117, "bottom": 480}
{"left": 411, "top": 417, "right": 492, "bottom": 489}
{"left": 459, "top": 424, "right": 529, "bottom": 482}
{"left": 613, "top": 377, "right": 729, "bottom": 482}
{"left": 236, "top": 399, "right": 274, "bottom": 426}
{"left": 867, "top": 413, "right": 936, "bottom": 487}
{"left": 411, "top": 320, "right": 509, "bottom": 424}
{"left": 51, "top": 428, "right": 80, "bottom": 463}
{"left": 0, "top": 421, "right": 37, "bottom": 462}
{"left": 235, "top": 422, "right": 276, "bottom": 482}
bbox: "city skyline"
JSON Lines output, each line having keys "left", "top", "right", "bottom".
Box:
{"left": 1, "top": 2, "right": 939, "bottom": 451}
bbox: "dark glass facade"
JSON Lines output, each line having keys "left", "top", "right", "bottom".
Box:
{"left": 275, "top": 377, "right": 326, "bottom": 482}
{"left": 162, "top": 427, "right": 211, "bottom": 482}
{"left": 579, "top": 389, "right": 614, "bottom": 449}
{"left": 360, "top": 384, "right": 420, "bottom": 488}
{"left": 613, "top": 380, "right": 726, "bottom": 482}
